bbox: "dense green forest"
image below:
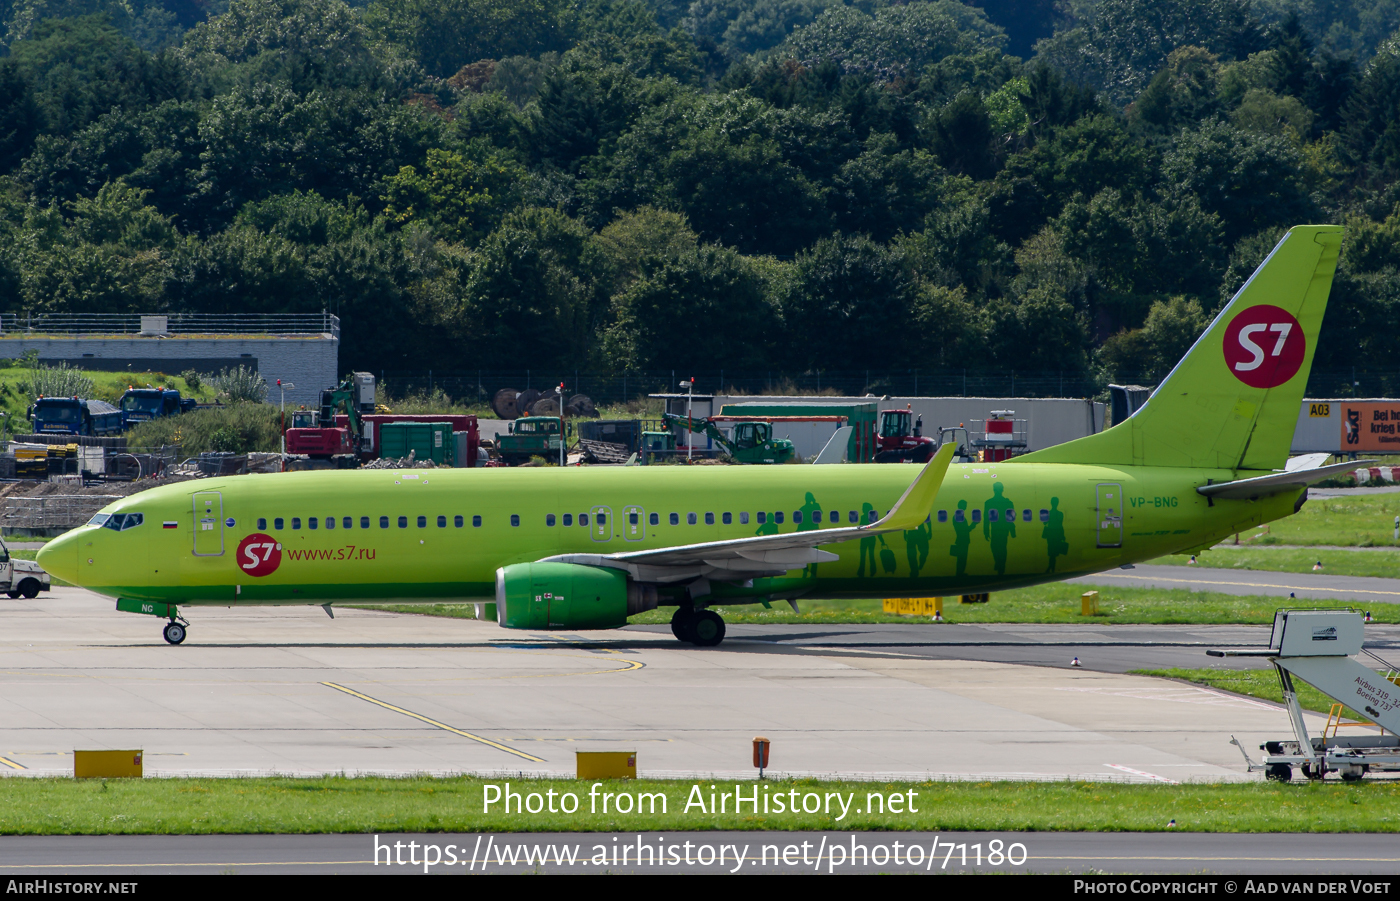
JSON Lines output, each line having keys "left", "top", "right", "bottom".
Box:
{"left": 2, "top": 0, "right": 1400, "bottom": 393}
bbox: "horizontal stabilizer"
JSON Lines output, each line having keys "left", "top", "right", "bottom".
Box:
{"left": 1198, "top": 459, "right": 1372, "bottom": 500}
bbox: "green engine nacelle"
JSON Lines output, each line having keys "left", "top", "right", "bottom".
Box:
{"left": 495, "top": 562, "right": 658, "bottom": 629}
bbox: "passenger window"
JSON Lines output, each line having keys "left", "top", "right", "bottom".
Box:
{"left": 361, "top": 516, "right": 370, "bottom": 529}
{"left": 988, "top": 510, "right": 998, "bottom": 522}
{"left": 326, "top": 516, "right": 335, "bottom": 530}
{"left": 309, "top": 517, "right": 318, "bottom": 530}
{"left": 757, "top": 512, "right": 766, "bottom": 524}
{"left": 398, "top": 516, "right": 407, "bottom": 528}
{"left": 811, "top": 511, "right": 821, "bottom": 523}
{"left": 629, "top": 513, "right": 638, "bottom": 525}
{"left": 292, "top": 518, "right": 302, "bottom": 529}
{"left": 793, "top": 511, "right": 802, "bottom": 524}
{"left": 473, "top": 515, "right": 482, "bottom": 527}
{"left": 511, "top": 514, "right": 520, "bottom": 527}
{"left": 867, "top": 510, "right": 878, "bottom": 523}
{"left": 438, "top": 515, "right": 447, "bottom": 527}
{"left": 417, "top": 515, "right": 426, "bottom": 528}
{"left": 580, "top": 514, "right": 589, "bottom": 526}
{"left": 1023, "top": 509, "right": 1032, "bottom": 522}
{"left": 954, "top": 510, "right": 964, "bottom": 523}
{"left": 547, "top": 514, "right": 556, "bottom": 527}
{"left": 971, "top": 510, "right": 981, "bottom": 523}
{"left": 775, "top": 512, "right": 784, "bottom": 524}
{"left": 563, "top": 514, "right": 573, "bottom": 526}
{"left": 257, "top": 518, "right": 267, "bottom": 530}
{"left": 598, "top": 513, "right": 606, "bottom": 525}
{"left": 344, "top": 517, "right": 353, "bottom": 529}
{"left": 669, "top": 513, "right": 679, "bottom": 525}
{"left": 849, "top": 511, "right": 858, "bottom": 524}
{"left": 1040, "top": 509, "right": 1049, "bottom": 522}
{"left": 649, "top": 513, "right": 659, "bottom": 525}
{"left": 275, "top": 518, "right": 284, "bottom": 530}
{"left": 686, "top": 512, "right": 696, "bottom": 525}
{"left": 454, "top": 515, "right": 463, "bottom": 527}
{"left": 937, "top": 510, "right": 947, "bottom": 523}
{"left": 740, "top": 512, "right": 749, "bottom": 524}
{"left": 722, "top": 512, "right": 732, "bottom": 524}
{"left": 380, "top": 516, "right": 389, "bottom": 528}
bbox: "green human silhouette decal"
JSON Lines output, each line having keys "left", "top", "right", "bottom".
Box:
{"left": 798, "top": 492, "right": 821, "bottom": 577}
{"left": 1043, "top": 496, "right": 1069, "bottom": 572}
{"left": 755, "top": 510, "right": 778, "bottom": 536}
{"left": 948, "top": 499, "right": 972, "bottom": 577}
{"left": 982, "top": 482, "right": 1016, "bottom": 575}
{"left": 858, "top": 502, "right": 887, "bottom": 577}
{"left": 904, "top": 516, "right": 932, "bottom": 578}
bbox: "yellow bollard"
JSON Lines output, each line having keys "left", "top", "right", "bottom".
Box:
{"left": 882, "top": 598, "right": 898, "bottom": 614}
{"left": 1081, "top": 591, "right": 1100, "bottom": 616}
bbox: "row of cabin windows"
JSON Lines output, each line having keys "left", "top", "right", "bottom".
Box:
{"left": 543, "top": 509, "right": 883, "bottom": 527}
{"left": 256, "top": 515, "right": 484, "bottom": 531}
{"left": 252, "top": 506, "right": 1053, "bottom": 533}
{"left": 936, "top": 508, "right": 1054, "bottom": 524}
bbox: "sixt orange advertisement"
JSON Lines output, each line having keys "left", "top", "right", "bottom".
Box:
{"left": 1340, "top": 402, "right": 1400, "bottom": 452}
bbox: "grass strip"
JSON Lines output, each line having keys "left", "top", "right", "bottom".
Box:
{"left": 1148, "top": 547, "right": 1400, "bottom": 579}
{"left": 0, "top": 777, "right": 1398, "bottom": 835}
{"left": 363, "top": 584, "right": 1400, "bottom": 626}
{"left": 1133, "top": 667, "right": 1377, "bottom": 722}
{"left": 1234, "top": 494, "right": 1400, "bottom": 548}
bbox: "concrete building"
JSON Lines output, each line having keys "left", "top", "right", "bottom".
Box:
{"left": 0, "top": 313, "right": 337, "bottom": 407}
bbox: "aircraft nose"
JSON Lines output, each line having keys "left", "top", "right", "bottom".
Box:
{"left": 37, "top": 530, "right": 79, "bottom": 586}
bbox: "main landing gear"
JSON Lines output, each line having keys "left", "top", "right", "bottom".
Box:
{"left": 670, "top": 607, "right": 726, "bottom": 647}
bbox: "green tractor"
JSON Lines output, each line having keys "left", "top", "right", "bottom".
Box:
{"left": 650, "top": 413, "right": 796, "bottom": 464}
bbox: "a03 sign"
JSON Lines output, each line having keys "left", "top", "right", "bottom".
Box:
{"left": 236, "top": 533, "right": 281, "bottom": 577}
{"left": 1223, "top": 305, "right": 1306, "bottom": 389}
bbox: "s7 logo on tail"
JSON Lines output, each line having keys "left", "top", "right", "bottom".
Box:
{"left": 1223, "top": 305, "right": 1305, "bottom": 388}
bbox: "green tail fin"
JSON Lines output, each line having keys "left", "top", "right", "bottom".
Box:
{"left": 1021, "top": 224, "right": 1344, "bottom": 471}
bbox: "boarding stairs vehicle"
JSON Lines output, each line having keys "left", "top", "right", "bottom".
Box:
{"left": 1210, "top": 609, "right": 1400, "bottom": 781}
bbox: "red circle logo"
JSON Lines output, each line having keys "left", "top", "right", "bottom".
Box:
{"left": 236, "top": 533, "right": 281, "bottom": 577}
{"left": 1222, "top": 305, "right": 1305, "bottom": 389}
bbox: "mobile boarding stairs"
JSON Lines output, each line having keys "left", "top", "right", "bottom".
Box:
{"left": 1210, "top": 610, "right": 1400, "bottom": 782}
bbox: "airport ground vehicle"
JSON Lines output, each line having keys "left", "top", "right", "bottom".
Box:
{"left": 653, "top": 413, "right": 796, "bottom": 464}
{"left": 38, "top": 226, "right": 1364, "bottom": 647}
{"left": 495, "top": 416, "right": 566, "bottom": 465}
{"left": 118, "top": 388, "right": 197, "bottom": 429}
{"left": 28, "top": 397, "right": 122, "bottom": 436}
{"left": 873, "top": 407, "right": 936, "bottom": 463}
{"left": 0, "top": 537, "right": 50, "bottom": 598}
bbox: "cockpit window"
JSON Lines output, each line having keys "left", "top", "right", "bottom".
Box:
{"left": 88, "top": 513, "right": 111, "bottom": 528}
{"left": 101, "top": 513, "right": 144, "bottom": 531}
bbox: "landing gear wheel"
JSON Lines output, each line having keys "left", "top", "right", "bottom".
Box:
{"left": 670, "top": 608, "right": 695, "bottom": 642}
{"left": 6, "top": 590, "right": 17, "bottom": 599}
{"left": 1265, "top": 763, "right": 1293, "bottom": 782}
{"left": 18, "top": 579, "right": 39, "bottom": 599}
{"left": 163, "top": 622, "right": 186, "bottom": 645}
{"left": 690, "top": 610, "right": 726, "bottom": 647}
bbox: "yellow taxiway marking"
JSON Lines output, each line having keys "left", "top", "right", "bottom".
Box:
{"left": 0, "top": 756, "right": 26, "bottom": 770}
{"left": 320, "top": 682, "right": 545, "bottom": 763}
{"left": 1098, "top": 572, "right": 1400, "bottom": 597}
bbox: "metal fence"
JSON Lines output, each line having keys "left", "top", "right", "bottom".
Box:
{"left": 1, "top": 495, "right": 122, "bottom": 531}
{"left": 377, "top": 369, "right": 1400, "bottom": 407}
{"left": 0, "top": 313, "right": 339, "bottom": 340}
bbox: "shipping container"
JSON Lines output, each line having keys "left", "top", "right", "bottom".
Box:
{"left": 380, "top": 421, "right": 455, "bottom": 466}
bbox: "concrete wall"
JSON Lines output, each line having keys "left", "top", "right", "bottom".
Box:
{"left": 712, "top": 395, "right": 1106, "bottom": 453}
{"left": 0, "top": 336, "right": 337, "bottom": 407}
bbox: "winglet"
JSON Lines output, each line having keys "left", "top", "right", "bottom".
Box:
{"left": 867, "top": 442, "right": 956, "bottom": 533}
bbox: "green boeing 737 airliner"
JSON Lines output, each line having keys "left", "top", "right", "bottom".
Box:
{"left": 40, "top": 225, "right": 1359, "bottom": 647}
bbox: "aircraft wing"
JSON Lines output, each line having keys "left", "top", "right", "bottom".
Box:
{"left": 1197, "top": 458, "right": 1373, "bottom": 500}
{"left": 538, "top": 443, "right": 956, "bottom": 582}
